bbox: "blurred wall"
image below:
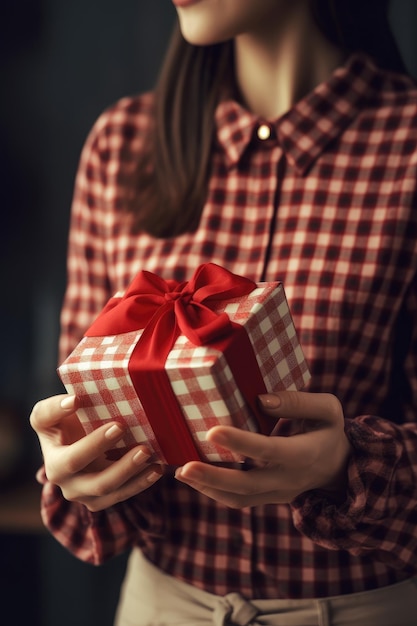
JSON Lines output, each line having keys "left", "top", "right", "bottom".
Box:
{"left": 0, "top": 1, "right": 416, "bottom": 625}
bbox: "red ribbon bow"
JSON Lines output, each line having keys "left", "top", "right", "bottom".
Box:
{"left": 86, "top": 263, "right": 268, "bottom": 465}
{"left": 88, "top": 262, "right": 257, "bottom": 355}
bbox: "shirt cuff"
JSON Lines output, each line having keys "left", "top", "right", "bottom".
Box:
{"left": 290, "top": 415, "right": 404, "bottom": 553}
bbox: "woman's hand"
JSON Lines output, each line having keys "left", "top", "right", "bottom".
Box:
{"left": 30, "top": 394, "right": 163, "bottom": 512}
{"left": 175, "top": 391, "right": 352, "bottom": 508}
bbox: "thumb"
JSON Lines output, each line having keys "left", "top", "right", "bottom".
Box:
{"left": 258, "top": 390, "right": 343, "bottom": 425}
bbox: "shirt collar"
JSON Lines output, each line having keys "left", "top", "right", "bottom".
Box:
{"left": 214, "top": 53, "right": 377, "bottom": 173}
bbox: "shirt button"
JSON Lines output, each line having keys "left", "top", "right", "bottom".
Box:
{"left": 257, "top": 124, "right": 272, "bottom": 140}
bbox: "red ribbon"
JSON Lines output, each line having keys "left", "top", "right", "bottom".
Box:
{"left": 86, "top": 263, "right": 269, "bottom": 465}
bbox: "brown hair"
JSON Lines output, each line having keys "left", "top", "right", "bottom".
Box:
{"left": 125, "top": 29, "right": 234, "bottom": 237}
{"left": 127, "top": 1, "right": 406, "bottom": 237}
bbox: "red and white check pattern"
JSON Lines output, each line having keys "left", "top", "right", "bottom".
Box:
{"left": 58, "top": 332, "right": 163, "bottom": 459}
{"left": 40, "top": 53, "right": 417, "bottom": 599}
{"left": 58, "top": 283, "right": 310, "bottom": 463}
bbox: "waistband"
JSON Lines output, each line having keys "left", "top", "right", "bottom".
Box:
{"left": 115, "top": 548, "right": 417, "bottom": 626}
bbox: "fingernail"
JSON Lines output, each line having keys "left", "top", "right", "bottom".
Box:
{"left": 60, "top": 395, "right": 76, "bottom": 410}
{"left": 258, "top": 394, "right": 281, "bottom": 409}
{"left": 146, "top": 470, "right": 162, "bottom": 483}
{"left": 104, "top": 424, "right": 124, "bottom": 440}
{"left": 132, "top": 449, "right": 151, "bottom": 465}
{"left": 206, "top": 427, "right": 227, "bottom": 446}
{"left": 176, "top": 464, "right": 200, "bottom": 482}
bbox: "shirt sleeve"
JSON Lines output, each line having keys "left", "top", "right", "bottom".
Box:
{"left": 58, "top": 110, "right": 114, "bottom": 362}
{"left": 39, "top": 99, "right": 157, "bottom": 563}
{"left": 291, "top": 280, "right": 417, "bottom": 573}
{"left": 38, "top": 468, "right": 163, "bottom": 564}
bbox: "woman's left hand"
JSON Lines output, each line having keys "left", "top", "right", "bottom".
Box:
{"left": 175, "top": 391, "right": 352, "bottom": 507}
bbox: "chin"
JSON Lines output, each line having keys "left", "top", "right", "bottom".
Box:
{"left": 177, "top": 14, "right": 233, "bottom": 46}
{"left": 181, "top": 31, "right": 229, "bottom": 46}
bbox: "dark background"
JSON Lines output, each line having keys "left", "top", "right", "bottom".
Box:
{"left": 0, "top": 1, "right": 416, "bottom": 624}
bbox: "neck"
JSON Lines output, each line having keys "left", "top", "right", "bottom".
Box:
{"left": 234, "top": 6, "right": 346, "bottom": 119}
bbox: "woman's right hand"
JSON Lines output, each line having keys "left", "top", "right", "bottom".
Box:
{"left": 30, "top": 394, "right": 163, "bottom": 512}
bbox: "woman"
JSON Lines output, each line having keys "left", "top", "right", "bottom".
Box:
{"left": 31, "top": 1, "right": 417, "bottom": 624}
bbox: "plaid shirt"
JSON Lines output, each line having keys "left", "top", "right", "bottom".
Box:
{"left": 40, "top": 54, "right": 417, "bottom": 599}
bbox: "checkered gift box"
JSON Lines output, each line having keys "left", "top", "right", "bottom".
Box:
{"left": 58, "top": 264, "right": 310, "bottom": 465}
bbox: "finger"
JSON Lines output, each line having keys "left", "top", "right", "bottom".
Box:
{"left": 208, "top": 424, "right": 326, "bottom": 466}
{"left": 258, "top": 391, "right": 343, "bottom": 424}
{"left": 45, "top": 421, "right": 128, "bottom": 481}
{"left": 175, "top": 463, "right": 294, "bottom": 507}
{"left": 63, "top": 446, "right": 161, "bottom": 505}
{"left": 30, "top": 394, "right": 78, "bottom": 433}
{"left": 175, "top": 461, "right": 273, "bottom": 496}
{"left": 81, "top": 466, "right": 163, "bottom": 512}
{"left": 199, "top": 425, "right": 328, "bottom": 477}
{"left": 206, "top": 425, "right": 282, "bottom": 464}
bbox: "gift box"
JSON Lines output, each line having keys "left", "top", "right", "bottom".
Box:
{"left": 58, "top": 263, "right": 310, "bottom": 465}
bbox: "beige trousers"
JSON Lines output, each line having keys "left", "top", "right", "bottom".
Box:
{"left": 114, "top": 548, "right": 417, "bottom": 626}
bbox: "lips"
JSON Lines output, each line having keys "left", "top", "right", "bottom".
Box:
{"left": 172, "top": 0, "right": 204, "bottom": 8}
